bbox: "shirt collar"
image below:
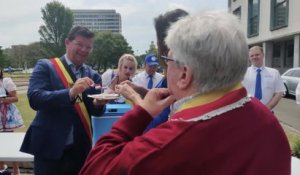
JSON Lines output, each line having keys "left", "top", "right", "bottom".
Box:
{"left": 144, "top": 71, "right": 154, "bottom": 78}
{"left": 64, "top": 54, "right": 85, "bottom": 71}
{"left": 251, "top": 65, "right": 265, "bottom": 71}
{"left": 170, "top": 83, "right": 243, "bottom": 115}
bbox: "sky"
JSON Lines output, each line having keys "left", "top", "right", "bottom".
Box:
{"left": 0, "top": 0, "right": 227, "bottom": 55}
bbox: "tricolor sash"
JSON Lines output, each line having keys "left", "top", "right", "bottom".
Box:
{"left": 50, "top": 58, "right": 92, "bottom": 143}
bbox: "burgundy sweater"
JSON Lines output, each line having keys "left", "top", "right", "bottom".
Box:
{"left": 80, "top": 88, "right": 291, "bottom": 175}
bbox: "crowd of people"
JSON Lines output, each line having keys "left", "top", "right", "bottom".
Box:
{"left": 0, "top": 8, "right": 297, "bottom": 175}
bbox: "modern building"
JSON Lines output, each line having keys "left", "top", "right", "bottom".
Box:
{"left": 228, "top": 0, "right": 300, "bottom": 73}
{"left": 72, "top": 9, "right": 121, "bottom": 33}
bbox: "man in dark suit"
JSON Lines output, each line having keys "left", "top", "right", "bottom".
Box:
{"left": 20, "top": 26, "right": 106, "bottom": 175}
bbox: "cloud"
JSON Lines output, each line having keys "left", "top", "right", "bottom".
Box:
{"left": 0, "top": 0, "right": 227, "bottom": 55}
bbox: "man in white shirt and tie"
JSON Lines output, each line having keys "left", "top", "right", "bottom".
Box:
{"left": 242, "top": 46, "right": 285, "bottom": 110}
{"left": 133, "top": 53, "right": 164, "bottom": 89}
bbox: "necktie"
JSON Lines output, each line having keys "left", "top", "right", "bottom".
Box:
{"left": 147, "top": 75, "right": 153, "bottom": 89}
{"left": 255, "top": 69, "right": 262, "bottom": 100}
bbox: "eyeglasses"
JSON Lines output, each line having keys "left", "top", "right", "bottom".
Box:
{"left": 160, "top": 56, "right": 175, "bottom": 63}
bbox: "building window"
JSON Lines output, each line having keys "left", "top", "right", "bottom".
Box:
{"left": 270, "top": 0, "right": 288, "bottom": 30}
{"left": 248, "top": 0, "right": 260, "bottom": 37}
{"left": 272, "top": 43, "right": 281, "bottom": 68}
{"left": 233, "top": 7, "right": 241, "bottom": 20}
{"left": 284, "top": 40, "right": 293, "bottom": 67}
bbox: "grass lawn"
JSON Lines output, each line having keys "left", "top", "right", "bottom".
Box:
{"left": 14, "top": 93, "right": 36, "bottom": 132}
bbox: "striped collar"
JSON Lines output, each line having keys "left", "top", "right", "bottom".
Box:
{"left": 169, "top": 83, "right": 250, "bottom": 122}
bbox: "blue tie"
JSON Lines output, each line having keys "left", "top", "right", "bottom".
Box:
{"left": 255, "top": 69, "right": 262, "bottom": 100}
{"left": 147, "top": 75, "right": 153, "bottom": 89}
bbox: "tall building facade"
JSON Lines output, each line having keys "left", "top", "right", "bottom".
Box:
{"left": 228, "top": 0, "right": 300, "bottom": 73}
{"left": 72, "top": 9, "right": 121, "bottom": 33}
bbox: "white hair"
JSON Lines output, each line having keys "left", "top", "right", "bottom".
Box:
{"left": 165, "top": 11, "right": 249, "bottom": 93}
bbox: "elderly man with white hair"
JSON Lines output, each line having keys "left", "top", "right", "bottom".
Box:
{"left": 80, "top": 11, "right": 291, "bottom": 175}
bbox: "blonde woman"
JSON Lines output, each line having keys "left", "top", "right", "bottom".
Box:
{"left": 101, "top": 54, "right": 137, "bottom": 103}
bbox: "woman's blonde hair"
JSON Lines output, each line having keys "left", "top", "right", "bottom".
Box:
{"left": 117, "top": 54, "right": 138, "bottom": 75}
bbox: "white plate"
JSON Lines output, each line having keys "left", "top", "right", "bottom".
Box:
{"left": 88, "top": 93, "right": 120, "bottom": 100}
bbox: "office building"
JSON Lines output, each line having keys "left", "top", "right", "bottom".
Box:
{"left": 72, "top": 9, "right": 121, "bottom": 33}
{"left": 228, "top": 0, "right": 300, "bottom": 73}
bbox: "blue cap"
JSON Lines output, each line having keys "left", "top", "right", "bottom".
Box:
{"left": 144, "top": 53, "right": 159, "bottom": 66}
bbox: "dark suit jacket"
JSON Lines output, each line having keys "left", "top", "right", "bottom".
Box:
{"left": 20, "top": 57, "right": 104, "bottom": 160}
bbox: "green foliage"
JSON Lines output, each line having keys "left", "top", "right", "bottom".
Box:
{"left": 145, "top": 41, "right": 158, "bottom": 55}
{"left": 0, "top": 46, "right": 6, "bottom": 67}
{"left": 293, "top": 138, "right": 300, "bottom": 158}
{"left": 4, "top": 45, "right": 27, "bottom": 68}
{"left": 15, "top": 93, "right": 36, "bottom": 132}
{"left": 39, "top": 1, "right": 74, "bottom": 57}
{"left": 135, "top": 54, "right": 146, "bottom": 68}
{"left": 5, "top": 42, "right": 46, "bottom": 68}
{"left": 134, "top": 41, "right": 158, "bottom": 68}
{"left": 25, "top": 42, "right": 47, "bottom": 67}
{"left": 89, "top": 32, "right": 133, "bottom": 72}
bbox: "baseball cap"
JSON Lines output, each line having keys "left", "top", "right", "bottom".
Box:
{"left": 144, "top": 53, "right": 159, "bottom": 66}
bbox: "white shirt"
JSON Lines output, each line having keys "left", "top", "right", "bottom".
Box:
{"left": 101, "top": 69, "right": 126, "bottom": 103}
{"left": 296, "top": 82, "right": 300, "bottom": 105}
{"left": 0, "top": 78, "right": 17, "bottom": 97}
{"left": 132, "top": 71, "right": 164, "bottom": 89}
{"left": 101, "top": 69, "right": 115, "bottom": 87}
{"left": 242, "top": 66, "right": 285, "bottom": 105}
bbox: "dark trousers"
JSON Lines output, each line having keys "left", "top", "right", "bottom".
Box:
{"left": 34, "top": 144, "right": 89, "bottom": 175}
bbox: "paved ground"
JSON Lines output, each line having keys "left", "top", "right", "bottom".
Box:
{"left": 274, "top": 96, "right": 300, "bottom": 134}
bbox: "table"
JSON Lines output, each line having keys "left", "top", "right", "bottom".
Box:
{"left": 0, "top": 132, "right": 33, "bottom": 161}
{"left": 292, "top": 156, "right": 300, "bottom": 174}
{"left": 0, "top": 133, "right": 298, "bottom": 174}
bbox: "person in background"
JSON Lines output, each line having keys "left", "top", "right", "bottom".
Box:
{"left": 132, "top": 53, "right": 164, "bottom": 89}
{"left": 144, "top": 9, "right": 188, "bottom": 132}
{"left": 124, "top": 9, "right": 188, "bottom": 132}
{"left": 20, "top": 26, "right": 106, "bottom": 175}
{"left": 102, "top": 54, "right": 137, "bottom": 91}
{"left": 0, "top": 68, "right": 23, "bottom": 175}
{"left": 101, "top": 54, "right": 137, "bottom": 103}
{"left": 243, "top": 46, "right": 285, "bottom": 110}
{"left": 80, "top": 11, "right": 290, "bottom": 175}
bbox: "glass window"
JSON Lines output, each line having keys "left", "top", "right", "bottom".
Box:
{"left": 272, "top": 43, "right": 281, "bottom": 67}
{"left": 294, "top": 70, "right": 300, "bottom": 78}
{"left": 270, "top": 0, "right": 288, "bottom": 30}
{"left": 233, "top": 7, "right": 241, "bottom": 20}
{"left": 284, "top": 70, "right": 294, "bottom": 76}
{"left": 248, "top": 0, "right": 260, "bottom": 37}
{"left": 284, "top": 40, "right": 293, "bottom": 67}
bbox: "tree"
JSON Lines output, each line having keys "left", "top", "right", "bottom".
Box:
{"left": 133, "top": 41, "right": 158, "bottom": 68}
{"left": 89, "top": 32, "right": 133, "bottom": 72}
{"left": 23, "top": 42, "right": 47, "bottom": 68}
{"left": 5, "top": 42, "right": 46, "bottom": 69}
{"left": 5, "top": 45, "right": 27, "bottom": 68}
{"left": 39, "top": 1, "right": 73, "bottom": 57}
{"left": 0, "top": 46, "right": 6, "bottom": 67}
{"left": 146, "top": 41, "right": 158, "bottom": 55}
